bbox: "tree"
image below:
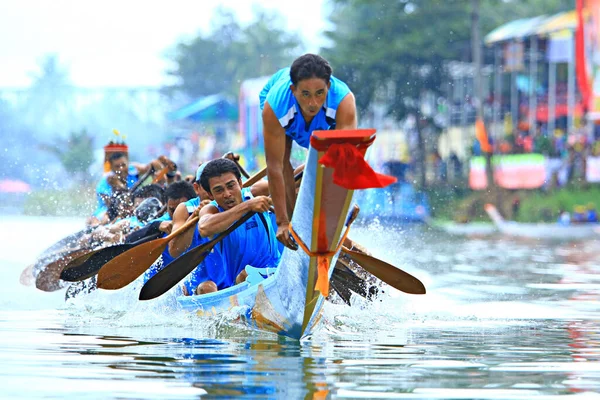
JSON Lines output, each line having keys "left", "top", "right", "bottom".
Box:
{"left": 322, "top": 0, "right": 573, "bottom": 187}
{"left": 166, "top": 7, "right": 302, "bottom": 98}
{"left": 324, "top": 0, "right": 572, "bottom": 118}
{"left": 39, "top": 129, "right": 95, "bottom": 183}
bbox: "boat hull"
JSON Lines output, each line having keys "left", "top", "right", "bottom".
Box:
{"left": 176, "top": 130, "right": 376, "bottom": 339}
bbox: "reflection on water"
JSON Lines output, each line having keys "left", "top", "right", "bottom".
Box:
{"left": 1, "top": 216, "right": 600, "bottom": 399}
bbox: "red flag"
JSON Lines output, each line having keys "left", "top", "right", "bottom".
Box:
{"left": 318, "top": 143, "right": 397, "bottom": 189}
{"left": 576, "top": 0, "right": 591, "bottom": 110}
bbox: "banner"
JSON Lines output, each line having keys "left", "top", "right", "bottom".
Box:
{"left": 586, "top": 156, "right": 600, "bottom": 182}
{"left": 587, "top": 0, "right": 600, "bottom": 119}
{"left": 504, "top": 41, "right": 524, "bottom": 72}
{"left": 469, "top": 154, "right": 547, "bottom": 190}
{"left": 548, "top": 29, "right": 574, "bottom": 63}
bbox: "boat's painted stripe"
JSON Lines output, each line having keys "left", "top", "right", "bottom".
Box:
{"left": 302, "top": 150, "right": 325, "bottom": 332}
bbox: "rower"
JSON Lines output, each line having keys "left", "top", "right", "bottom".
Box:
{"left": 174, "top": 161, "right": 270, "bottom": 295}
{"left": 260, "top": 53, "right": 357, "bottom": 249}
{"left": 192, "top": 158, "right": 281, "bottom": 294}
{"left": 139, "top": 181, "right": 198, "bottom": 283}
{"left": 91, "top": 143, "right": 174, "bottom": 226}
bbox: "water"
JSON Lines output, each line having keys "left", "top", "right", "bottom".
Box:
{"left": 1, "top": 215, "right": 600, "bottom": 399}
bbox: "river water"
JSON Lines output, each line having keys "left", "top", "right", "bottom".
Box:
{"left": 1, "top": 214, "right": 599, "bottom": 399}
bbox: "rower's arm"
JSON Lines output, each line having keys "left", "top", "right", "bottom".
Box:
{"left": 334, "top": 92, "right": 358, "bottom": 130}
{"left": 198, "top": 203, "right": 247, "bottom": 238}
{"left": 250, "top": 180, "right": 270, "bottom": 197}
{"left": 198, "top": 196, "right": 272, "bottom": 238}
{"left": 283, "top": 136, "right": 296, "bottom": 217}
{"left": 168, "top": 203, "right": 197, "bottom": 258}
{"left": 262, "top": 102, "right": 294, "bottom": 225}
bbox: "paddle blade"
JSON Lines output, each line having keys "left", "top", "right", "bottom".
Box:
{"left": 35, "top": 248, "right": 93, "bottom": 292}
{"left": 60, "top": 233, "right": 162, "bottom": 282}
{"left": 20, "top": 264, "right": 35, "bottom": 287}
{"left": 342, "top": 247, "right": 426, "bottom": 295}
{"left": 139, "top": 241, "right": 214, "bottom": 300}
{"left": 60, "top": 244, "right": 132, "bottom": 282}
{"left": 96, "top": 238, "right": 168, "bottom": 290}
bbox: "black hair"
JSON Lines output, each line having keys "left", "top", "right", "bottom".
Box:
{"left": 200, "top": 158, "right": 241, "bottom": 194}
{"left": 290, "top": 54, "right": 332, "bottom": 86}
{"left": 133, "top": 184, "right": 165, "bottom": 204}
{"left": 108, "top": 152, "right": 128, "bottom": 163}
{"left": 165, "top": 180, "right": 196, "bottom": 201}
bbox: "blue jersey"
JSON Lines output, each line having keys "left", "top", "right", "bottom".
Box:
{"left": 176, "top": 197, "right": 229, "bottom": 293}
{"left": 208, "top": 188, "right": 281, "bottom": 289}
{"left": 94, "top": 165, "right": 139, "bottom": 217}
{"left": 259, "top": 67, "right": 351, "bottom": 148}
{"left": 142, "top": 212, "right": 175, "bottom": 283}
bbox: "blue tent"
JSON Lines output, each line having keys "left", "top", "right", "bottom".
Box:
{"left": 167, "top": 94, "right": 238, "bottom": 122}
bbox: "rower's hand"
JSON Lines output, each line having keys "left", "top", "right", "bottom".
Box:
{"left": 276, "top": 221, "right": 298, "bottom": 250}
{"left": 159, "top": 221, "right": 173, "bottom": 234}
{"left": 246, "top": 196, "right": 273, "bottom": 213}
{"left": 223, "top": 152, "right": 240, "bottom": 162}
{"left": 199, "top": 199, "right": 212, "bottom": 209}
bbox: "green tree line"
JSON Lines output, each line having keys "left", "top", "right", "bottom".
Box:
{"left": 167, "top": 0, "right": 572, "bottom": 121}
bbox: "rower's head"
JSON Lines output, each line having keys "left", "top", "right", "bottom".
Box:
{"left": 165, "top": 180, "right": 196, "bottom": 218}
{"left": 193, "top": 163, "right": 212, "bottom": 201}
{"left": 290, "top": 54, "right": 332, "bottom": 119}
{"left": 108, "top": 152, "right": 129, "bottom": 178}
{"left": 200, "top": 159, "right": 243, "bottom": 211}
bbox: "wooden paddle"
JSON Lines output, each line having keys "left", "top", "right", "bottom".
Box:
{"left": 138, "top": 210, "right": 256, "bottom": 300}
{"left": 61, "top": 165, "right": 267, "bottom": 284}
{"left": 35, "top": 247, "right": 95, "bottom": 292}
{"left": 19, "top": 264, "right": 35, "bottom": 287}
{"left": 340, "top": 246, "right": 426, "bottom": 295}
{"left": 59, "top": 231, "right": 163, "bottom": 282}
{"left": 96, "top": 215, "right": 200, "bottom": 290}
{"left": 223, "top": 152, "right": 250, "bottom": 179}
{"left": 242, "top": 166, "right": 267, "bottom": 187}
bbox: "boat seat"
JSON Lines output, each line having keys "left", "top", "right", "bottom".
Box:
{"left": 245, "top": 265, "right": 277, "bottom": 286}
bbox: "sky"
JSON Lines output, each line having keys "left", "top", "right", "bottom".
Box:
{"left": 0, "top": 0, "right": 330, "bottom": 88}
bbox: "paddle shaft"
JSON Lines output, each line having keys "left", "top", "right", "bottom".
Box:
{"left": 242, "top": 167, "right": 267, "bottom": 188}
{"left": 222, "top": 152, "right": 250, "bottom": 179}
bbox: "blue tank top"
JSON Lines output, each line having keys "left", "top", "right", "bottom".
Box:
{"left": 259, "top": 67, "right": 351, "bottom": 148}
{"left": 208, "top": 188, "right": 281, "bottom": 288}
{"left": 142, "top": 211, "right": 175, "bottom": 283}
{"left": 176, "top": 197, "right": 229, "bottom": 292}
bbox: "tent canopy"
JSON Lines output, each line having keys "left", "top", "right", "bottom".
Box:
{"left": 167, "top": 94, "right": 238, "bottom": 122}
{"left": 485, "top": 10, "right": 579, "bottom": 45}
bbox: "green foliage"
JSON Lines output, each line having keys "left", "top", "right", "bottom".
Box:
{"left": 166, "top": 7, "right": 302, "bottom": 98}
{"left": 23, "top": 185, "right": 96, "bottom": 217}
{"left": 39, "top": 129, "right": 95, "bottom": 180}
{"left": 517, "top": 185, "right": 600, "bottom": 223}
{"left": 323, "top": 0, "right": 573, "bottom": 119}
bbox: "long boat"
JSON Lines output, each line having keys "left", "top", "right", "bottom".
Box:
{"left": 485, "top": 203, "right": 600, "bottom": 241}
{"left": 176, "top": 129, "right": 378, "bottom": 340}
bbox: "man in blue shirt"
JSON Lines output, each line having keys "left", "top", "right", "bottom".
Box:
{"left": 196, "top": 158, "right": 280, "bottom": 293}
{"left": 260, "top": 54, "right": 357, "bottom": 249}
